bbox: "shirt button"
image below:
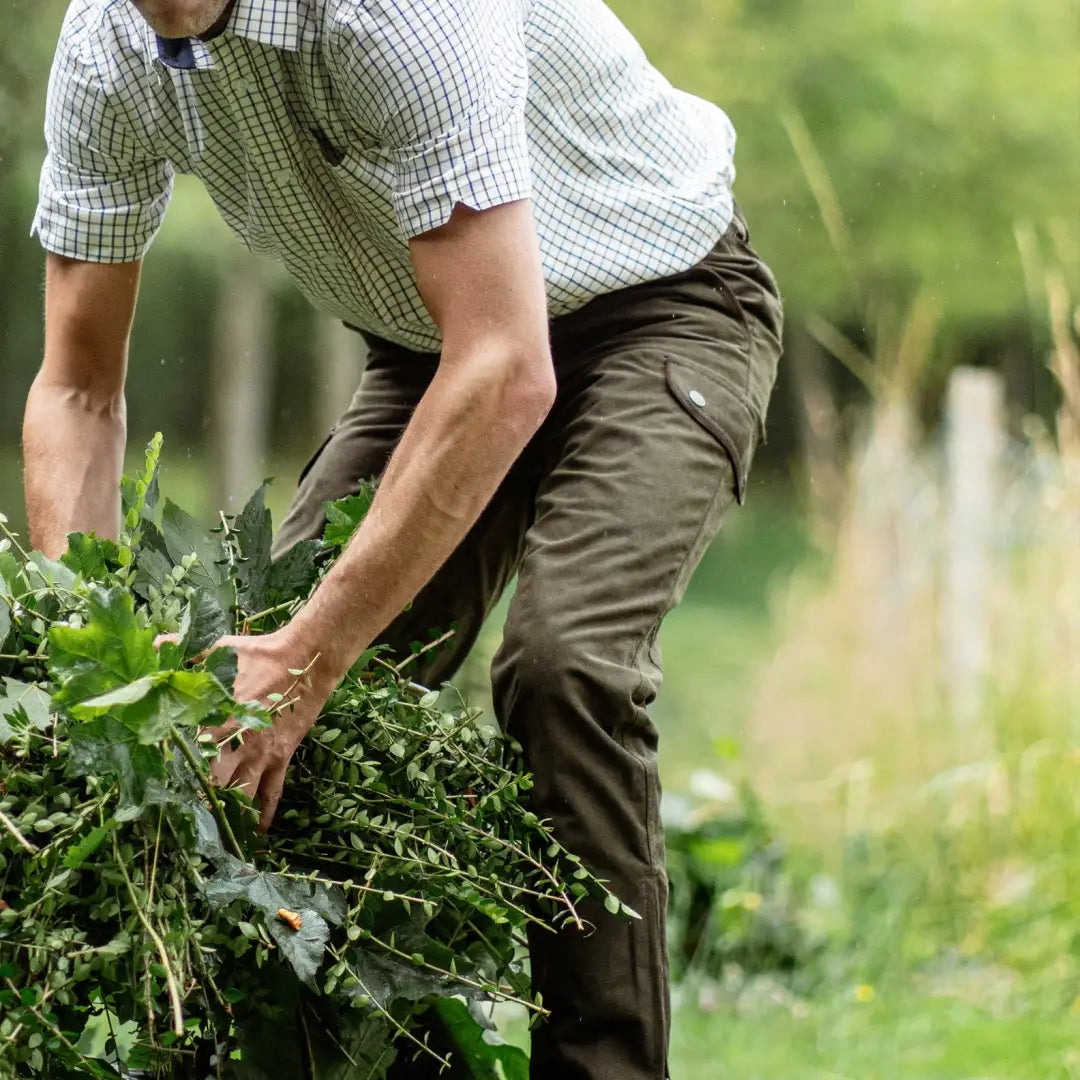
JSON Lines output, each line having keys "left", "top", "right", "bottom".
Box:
{"left": 688, "top": 389, "right": 707, "bottom": 408}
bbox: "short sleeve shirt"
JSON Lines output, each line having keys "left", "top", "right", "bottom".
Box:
{"left": 34, "top": 0, "right": 738, "bottom": 352}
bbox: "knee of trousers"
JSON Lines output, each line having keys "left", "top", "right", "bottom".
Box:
{"left": 491, "top": 612, "right": 664, "bottom": 873}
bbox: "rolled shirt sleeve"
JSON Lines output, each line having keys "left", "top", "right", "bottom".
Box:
{"left": 32, "top": 27, "right": 173, "bottom": 263}
{"left": 333, "top": 0, "right": 533, "bottom": 239}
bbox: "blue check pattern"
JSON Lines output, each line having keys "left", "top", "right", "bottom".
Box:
{"left": 35, "top": 0, "right": 738, "bottom": 352}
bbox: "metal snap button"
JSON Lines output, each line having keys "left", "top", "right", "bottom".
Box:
{"left": 688, "top": 389, "right": 707, "bottom": 408}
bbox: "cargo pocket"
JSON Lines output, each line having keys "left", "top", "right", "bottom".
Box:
{"left": 297, "top": 429, "right": 336, "bottom": 486}
{"left": 665, "top": 357, "right": 761, "bottom": 504}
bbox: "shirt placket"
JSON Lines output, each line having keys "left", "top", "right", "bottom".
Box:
{"left": 218, "top": 39, "right": 313, "bottom": 259}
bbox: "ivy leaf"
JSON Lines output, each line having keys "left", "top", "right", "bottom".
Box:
{"left": 203, "top": 645, "right": 239, "bottom": 695}
{"left": 61, "top": 533, "right": 121, "bottom": 581}
{"left": 263, "top": 539, "right": 323, "bottom": 609}
{"left": 161, "top": 499, "right": 234, "bottom": 613}
{"left": 132, "top": 520, "right": 173, "bottom": 600}
{"left": 431, "top": 997, "right": 530, "bottom": 1080}
{"left": 321, "top": 485, "right": 376, "bottom": 549}
{"left": 267, "top": 910, "right": 331, "bottom": 986}
{"left": 202, "top": 853, "right": 346, "bottom": 926}
{"left": 233, "top": 482, "right": 273, "bottom": 614}
{"left": 68, "top": 717, "right": 167, "bottom": 820}
{"left": 179, "top": 587, "right": 230, "bottom": 659}
{"left": 344, "top": 946, "right": 449, "bottom": 1010}
{"left": 49, "top": 588, "right": 158, "bottom": 706}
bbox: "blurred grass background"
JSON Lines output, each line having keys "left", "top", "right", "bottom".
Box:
{"left": 2, "top": 0, "right": 1080, "bottom": 1075}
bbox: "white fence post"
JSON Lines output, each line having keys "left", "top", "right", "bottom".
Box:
{"left": 941, "top": 366, "right": 1005, "bottom": 736}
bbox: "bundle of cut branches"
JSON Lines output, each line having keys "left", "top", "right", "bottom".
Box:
{"left": 0, "top": 438, "right": 632, "bottom": 1079}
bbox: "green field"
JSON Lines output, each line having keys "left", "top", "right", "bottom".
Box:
{"left": 670, "top": 988, "right": 1080, "bottom": 1080}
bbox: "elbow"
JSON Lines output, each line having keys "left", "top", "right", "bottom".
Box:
{"left": 499, "top": 353, "right": 557, "bottom": 439}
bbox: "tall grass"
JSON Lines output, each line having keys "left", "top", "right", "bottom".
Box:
{"left": 745, "top": 266, "right": 1080, "bottom": 1001}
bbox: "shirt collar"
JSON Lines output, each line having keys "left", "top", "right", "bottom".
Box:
{"left": 155, "top": 0, "right": 300, "bottom": 71}
{"left": 228, "top": 0, "right": 300, "bottom": 52}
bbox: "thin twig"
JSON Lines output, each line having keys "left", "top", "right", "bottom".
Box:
{"left": 0, "top": 809, "right": 38, "bottom": 854}
{"left": 112, "top": 836, "right": 185, "bottom": 1037}
{"left": 170, "top": 732, "right": 244, "bottom": 859}
{"left": 0, "top": 520, "right": 30, "bottom": 561}
{"left": 328, "top": 948, "right": 452, "bottom": 1070}
{"left": 393, "top": 628, "right": 456, "bottom": 675}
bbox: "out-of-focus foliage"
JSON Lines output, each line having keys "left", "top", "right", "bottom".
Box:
{"left": 618, "top": 0, "right": 1079, "bottom": 326}
{"left": 1, "top": 0, "right": 1076, "bottom": 461}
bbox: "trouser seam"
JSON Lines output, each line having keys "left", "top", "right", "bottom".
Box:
{"left": 623, "top": 462, "right": 733, "bottom": 868}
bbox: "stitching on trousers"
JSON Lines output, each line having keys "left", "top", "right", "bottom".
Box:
{"left": 622, "top": 458, "right": 735, "bottom": 872}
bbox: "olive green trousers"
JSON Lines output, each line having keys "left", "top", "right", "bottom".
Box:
{"left": 273, "top": 209, "right": 783, "bottom": 1080}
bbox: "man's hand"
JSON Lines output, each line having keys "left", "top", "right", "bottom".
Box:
{"left": 208, "top": 630, "right": 336, "bottom": 832}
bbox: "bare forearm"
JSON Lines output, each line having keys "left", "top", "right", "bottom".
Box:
{"left": 23, "top": 373, "right": 126, "bottom": 557}
{"left": 286, "top": 348, "right": 553, "bottom": 680}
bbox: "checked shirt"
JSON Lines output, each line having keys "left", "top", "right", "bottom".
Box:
{"left": 34, "top": 0, "right": 738, "bottom": 352}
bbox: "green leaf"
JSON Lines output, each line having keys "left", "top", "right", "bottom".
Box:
{"left": 179, "top": 586, "right": 230, "bottom": 659}
{"left": 345, "top": 946, "right": 448, "bottom": 1010}
{"left": 431, "top": 997, "right": 530, "bottom": 1080}
{"left": 132, "top": 520, "right": 173, "bottom": 600}
{"left": 24, "top": 553, "right": 78, "bottom": 592}
{"left": 120, "top": 433, "right": 163, "bottom": 531}
{"left": 321, "top": 484, "right": 377, "bottom": 548}
{"left": 63, "top": 821, "right": 119, "bottom": 870}
{"left": 61, "top": 533, "right": 121, "bottom": 581}
{"left": 203, "top": 644, "right": 239, "bottom": 695}
{"left": 202, "top": 852, "right": 347, "bottom": 926}
{"left": 49, "top": 587, "right": 158, "bottom": 706}
{"left": 71, "top": 674, "right": 159, "bottom": 714}
{"left": 0, "top": 677, "right": 53, "bottom": 733}
{"left": 0, "top": 598, "right": 10, "bottom": 650}
{"left": 263, "top": 539, "right": 323, "bottom": 608}
{"left": 0, "top": 553, "right": 24, "bottom": 596}
{"left": 71, "top": 670, "right": 231, "bottom": 743}
{"left": 233, "top": 482, "right": 273, "bottom": 613}
{"left": 161, "top": 499, "right": 234, "bottom": 613}
{"left": 266, "top": 909, "right": 331, "bottom": 986}
{"left": 68, "top": 717, "right": 168, "bottom": 819}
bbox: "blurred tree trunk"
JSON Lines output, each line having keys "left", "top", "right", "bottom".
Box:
{"left": 940, "top": 366, "right": 1004, "bottom": 740}
{"left": 314, "top": 316, "right": 366, "bottom": 436}
{"left": 211, "top": 259, "right": 272, "bottom": 511}
{"left": 788, "top": 323, "right": 843, "bottom": 530}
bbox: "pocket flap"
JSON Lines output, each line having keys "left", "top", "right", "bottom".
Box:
{"left": 665, "top": 358, "right": 760, "bottom": 503}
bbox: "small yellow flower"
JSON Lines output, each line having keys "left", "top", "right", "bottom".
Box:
{"left": 742, "top": 892, "right": 763, "bottom": 912}
{"left": 854, "top": 984, "right": 875, "bottom": 1004}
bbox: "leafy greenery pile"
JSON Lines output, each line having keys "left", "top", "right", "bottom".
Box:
{"left": 0, "top": 438, "right": 631, "bottom": 1079}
